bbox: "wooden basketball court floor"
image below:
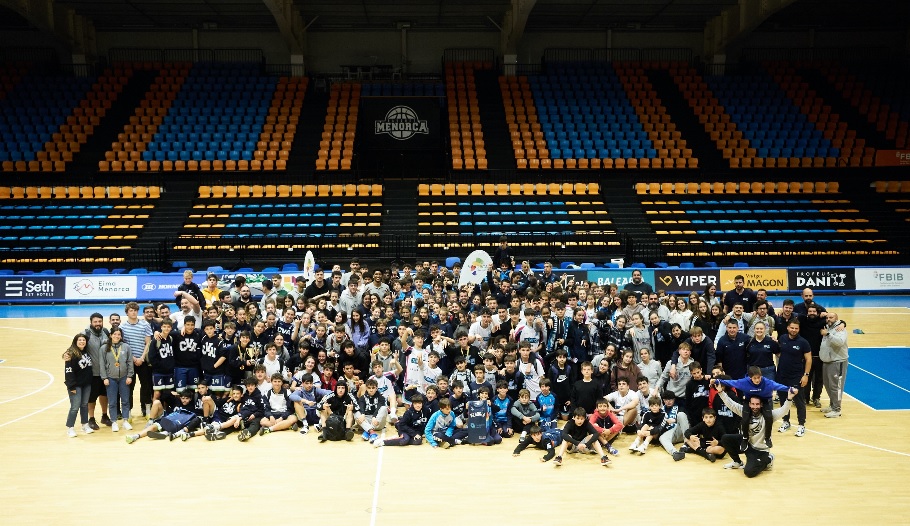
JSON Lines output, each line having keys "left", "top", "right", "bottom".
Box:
{"left": 1, "top": 296, "right": 909, "bottom": 525}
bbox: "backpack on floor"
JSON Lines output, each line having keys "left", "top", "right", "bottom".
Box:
{"left": 323, "top": 414, "right": 346, "bottom": 441}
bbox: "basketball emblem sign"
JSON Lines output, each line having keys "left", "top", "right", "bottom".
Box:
{"left": 374, "top": 105, "right": 429, "bottom": 140}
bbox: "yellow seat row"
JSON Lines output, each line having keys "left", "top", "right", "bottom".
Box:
{"left": 418, "top": 182, "right": 600, "bottom": 197}
{"left": 635, "top": 181, "right": 839, "bottom": 195}
{"left": 199, "top": 184, "right": 382, "bottom": 199}
{"left": 0, "top": 186, "right": 161, "bottom": 199}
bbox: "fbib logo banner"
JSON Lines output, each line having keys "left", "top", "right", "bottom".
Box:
{"left": 855, "top": 268, "right": 910, "bottom": 291}
{"left": 360, "top": 97, "right": 440, "bottom": 150}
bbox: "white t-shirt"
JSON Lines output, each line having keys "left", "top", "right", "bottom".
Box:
{"left": 468, "top": 321, "right": 493, "bottom": 351}
{"left": 606, "top": 389, "right": 639, "bottom": 416}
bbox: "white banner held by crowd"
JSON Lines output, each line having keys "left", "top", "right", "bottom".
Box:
{"left": 458, "top": 250, "right": 493, "bottom": 288}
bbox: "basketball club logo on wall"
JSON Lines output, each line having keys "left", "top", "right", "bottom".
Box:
{"left": 374, "top": 105, "right": 429, "bottom": 140}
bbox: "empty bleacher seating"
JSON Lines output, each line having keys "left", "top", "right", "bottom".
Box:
{"left": 175, "top": 184, "right": 383, "bottom": 253}
{"left": 102, "top": 63, "right": 303, "bottom": 172}
{"left": 638, "top": 181, "right": 886, "bottom": 257}
{"left": 447, "top": 62, "right": 489, "bottom": 170}
{"left": 416, "top": 182, "right": 617, "bottom": 250}
{"left": 0, "top": 186, "right": 159, "bottom": 259}
{"left": 317, "top": 82, "right": 358, "bottom": 171}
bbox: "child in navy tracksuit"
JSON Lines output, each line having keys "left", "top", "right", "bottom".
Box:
{"left": 714, "top": 366, "right": 791, "bottom": 447}
{"left": 512, "top": 424, "right": 562, "bottom": 462}
{"left": 377, "top": 394, "right": 431, "bottom": 447}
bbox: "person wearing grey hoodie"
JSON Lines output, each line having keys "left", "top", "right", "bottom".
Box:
{"left": 819, "top": 312, "right": 848, "bottom": 418}
{"left": 100, "top": 328, "right": 135, "bottom": 432}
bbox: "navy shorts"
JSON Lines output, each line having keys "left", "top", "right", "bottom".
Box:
{"left": 152, "top": 373, "right": 174, "bottom": 391}
{"left": 271, "top": 411, "right": 294, "bottom": 421}
{"left": 174, "top": 367, "right": 200, "bottom": 389}
{"left": 204, "top": 374, "right": 231, "bottom": 392}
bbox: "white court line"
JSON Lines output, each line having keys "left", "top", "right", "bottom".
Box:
{"left": 807, "top": 429, "right": 910, "bottom": 457}
{"left": 0, "top": 326, "right": 72, "bottom": 427}
{"left": 0, "top": 326, "right": 78, "bottom": 338}
{"left": 850, "top": 364, "right": 910, "bottom": 394}
{"left": 0, "top": 366, "right": 54, "bottom": 404}
{"left": 369, "top": 430, "right": 386, "bottom": 526}
{"left": 0, "top": 396, "right": 68, "bottom": 428}
{"left": 842, "top": 392, "right": 876, "bottom": 411}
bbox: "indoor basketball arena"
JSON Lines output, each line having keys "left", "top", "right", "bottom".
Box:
{"left": 0, "top": 0, "right": 909, "bottom": 524}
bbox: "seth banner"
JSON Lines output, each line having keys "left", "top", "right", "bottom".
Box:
{"left": 720, "top": 269, "right": 788, "bottom": 292}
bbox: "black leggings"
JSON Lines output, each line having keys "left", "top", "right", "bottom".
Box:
{"left": 721, "top": 434, "right": 772, "bottom": 478}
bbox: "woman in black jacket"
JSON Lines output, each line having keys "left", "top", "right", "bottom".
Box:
{"left": 63, "top": 333, "right": 94, "bottom": 438}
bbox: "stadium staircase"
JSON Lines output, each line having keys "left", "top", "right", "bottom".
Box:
{"left": 647, "top": 68, "right": 725, "bottom": 173}
{"left": 597, "top": 178, "right": 663, "bottom": 262}
{"left": 380, "top": 179, "right": 418, "bottom": 262}
{"left": 71, "top": 69, "right": 157, "bottom": 174}
{"left": 797, "top": 68, "right": 891, "bottom": 151}
{"left": 289, "top": 83, "right": 328, "bottom": 175}
{"left": 473, "top": 69, "right": 515, "bottom": 170}
{"left": 128, "top": 179, "right": 197, "bottom": 269}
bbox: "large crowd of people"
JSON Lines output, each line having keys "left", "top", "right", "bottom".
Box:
{"left": 62, "top": 247, "right": 850, "bottom": 478}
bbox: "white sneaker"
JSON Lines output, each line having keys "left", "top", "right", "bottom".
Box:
{"left": 820, "top": 406, "right": 834, "bottom": 413}
{"left": 778, "top": 421, "right": 791, "bottom": 433}
{"left": 824, "top": 411, "right": 841, "bottom": 418}
{"left": 795, "top": 425, "right": 806, "bottom": 437}
{"left": 724, "top": 461, "right": 744, "bottom": 469}
{"left": 67, "top": 427, "right": 77, "bottom": 438}
{"left": 767, "top": 453, "right": 774, "bottom": 470}
{"left": 122, "top": 420, "right": 133, "bottom": 430}
{"left": 636, "top": 445, "right": 647, "bottom": 454}
{"left": 82, "top": 423, "right": 95, "bottom": 435}
{"left": 628, "top": 441, "right": 640, "bottom": 451}
{"left": 112, "top": 422, "right": 119, "bottom": 432}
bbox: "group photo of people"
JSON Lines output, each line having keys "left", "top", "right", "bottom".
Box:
{"left": 62, "top": 250, "right": 850, "bottom": 478}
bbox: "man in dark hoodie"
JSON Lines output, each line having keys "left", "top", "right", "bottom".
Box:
{"left": 799, "top": 303, "right": 827, "bottom": 408}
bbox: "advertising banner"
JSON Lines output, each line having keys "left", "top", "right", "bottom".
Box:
{"left": 585, "top": 269, "right": 655, "bottom": 288}
{"left": 720, "top": 269, "right": 789, "bottom": 292}
{"left": 359, "top": 97, "right": 441, "bottom": 150}
{"left": 0, "top": 276, "right": 66, "bottom": 302}
{"left": 64, "top": 276, "right": 137, "bottom": 301}
{"left": 854, "top": 268, "right": 910, "bottom": 291}
{"left": 653, "top": 269, "right": 720, "bottom": 293}
{"left": 874, "top": 150, "right": 910, "bottom": 167}
{"left": 787, "top": 268, "right": 855, "bottom": 291}
{"left": 136, "top": 275, "right": 207, "bottom": 301}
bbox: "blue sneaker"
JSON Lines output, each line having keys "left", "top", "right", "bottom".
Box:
{"left": 607, "top": 444, "right": 619, "bottom": 456}
{"left": 361, "top": 431, "right": 371, "bottom": 441}
{"left": 368, "top": 433, "right": 379, "bottom": 443}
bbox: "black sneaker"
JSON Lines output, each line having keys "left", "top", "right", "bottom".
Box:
{"left": 600, "top": 455, "right": 610, "bottom": 466}
{"left": 291, "top": 422, "right": 299, "bottom": 432}
{"left": 765, "top": 437, "right": 773, "bottom": 448}
{"left": 88, "top": 417, "right": 100, "bottom": 431}
{"left": 100, "top": 414, "right": 113, "bottom": 427}
{"left": 672, "top": 451, "right": 686, "bottom": 461}
{"left": 148, "top": 430, "right": 169, "bottom": 440}
{"left": 707, "top": 453, "right": 717, "bottom": 462}
{"left": 238, "top": 430, "right": 251, "bottom": 442}
{"left": 554, "top": 456, "right": 563, "bottom": 466}
{"left": 318, "top": 433, "right": 327, "bottom": 443}
{"left": 259, "top": 427, "right": 271, "bottom": 436}
{"left": 679, "top": 445, "right": 692, "bottom": 454}
{"left": 345, "top": 430, "right": 355, "bottom": 441}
